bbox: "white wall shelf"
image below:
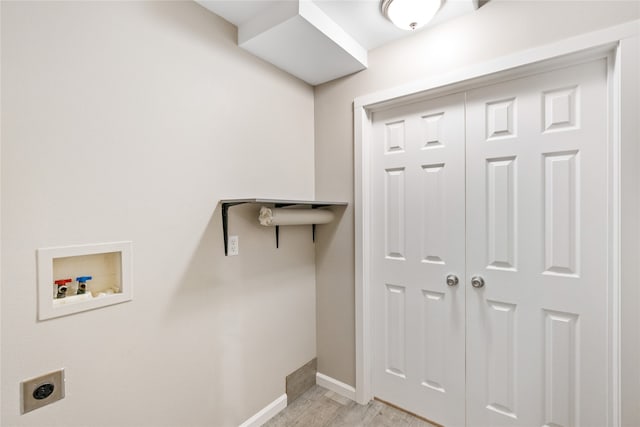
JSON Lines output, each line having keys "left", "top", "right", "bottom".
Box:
{"left": 220, "top": 198, "right": 347, "bottom": 255}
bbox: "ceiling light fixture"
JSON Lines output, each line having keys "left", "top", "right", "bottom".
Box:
{"left": 381, "top": 0, "right": 443, "bottom": 31}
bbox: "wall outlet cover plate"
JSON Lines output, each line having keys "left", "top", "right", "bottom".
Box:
{"left": 21, "top": 369, "right": 65, "bottom": 414}
{"left": 228, "top": 235, "right": 239, "bottom": 256}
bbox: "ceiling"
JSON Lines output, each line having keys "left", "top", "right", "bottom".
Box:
{"left": 195, "top": 0, "right": 480, "bottom": 85}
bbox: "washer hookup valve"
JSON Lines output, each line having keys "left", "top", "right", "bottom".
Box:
{"left": 76, "top": 276, "right": 92, "bottom": 295}
{"left": 54, "top": 279, "right": 72, "bottom": 299}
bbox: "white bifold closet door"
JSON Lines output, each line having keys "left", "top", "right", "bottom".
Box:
{"left": 372, "top": 93, "right": 467, "bottom": 427}
{"left": 465, "top": 59, "right": 608, "bottom": 427}
{"left": 371, "top": 58, "right": 608, "bottom": 427}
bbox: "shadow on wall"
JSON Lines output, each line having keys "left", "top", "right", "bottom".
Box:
{"left": 314, "top": 204, "right": 349, "bottom": 266}
{"left": 144, "top": 0, "right": 308, "bottom": 88}
{"left": 145, "top": 0, "right": 237, "bottom": 48}
{"left": 161, "top": 203, "right": 255, "bottom": 423}
{"left": 165, "top": 203, "right": 323, "bottom": 319}
{"left": 160, "top": 202, "right": 322, "bottom": 423}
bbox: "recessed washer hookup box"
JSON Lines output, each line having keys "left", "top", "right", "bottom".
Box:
{"left": 36, "top": 241, "right": 133, "bottom": 320}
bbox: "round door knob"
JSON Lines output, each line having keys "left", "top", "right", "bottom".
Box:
{"left": 446, "top": 274, "right": 459, "bottom": 287}
{"left": 471, "top": 276, "right": 485, "bottom": 288}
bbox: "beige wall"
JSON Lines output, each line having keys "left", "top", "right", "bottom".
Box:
{"left": 314, "top": 0, "right": 639, "bottom": 406}
{"left": 3, "top": 0, "right": 639, "bottom": 425}
{"left": 1, "top": 2, "right": 315, "bottom": 426}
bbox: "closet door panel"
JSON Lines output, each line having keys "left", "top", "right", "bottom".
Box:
{"left": 371, "top": 93, "right": 466, "bottom": 427}
{"left": 466, "top": 59, "right": 609, "bottom": 427}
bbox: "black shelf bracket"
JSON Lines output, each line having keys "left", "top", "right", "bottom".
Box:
{"left": 221, "top": 201, "right": 250, "bottom": 256}
{"left": 274, "top": 203, "right": 295, "bottom": 249}
{"left": 311, "top": 205, "right": 322, "bottom": 243}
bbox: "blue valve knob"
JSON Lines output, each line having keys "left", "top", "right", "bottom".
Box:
{"left": 76, "top": 276, "right": 92, "bottom": 295}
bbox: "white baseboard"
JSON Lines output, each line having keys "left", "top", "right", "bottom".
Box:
{"left": 238, "top": 393, "right": 287, "bottom": 427}
{"left": 316, "top": 372, "right": 356, "bottom": 402}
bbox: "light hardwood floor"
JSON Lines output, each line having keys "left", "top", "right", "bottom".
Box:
{"left": 264, "top": 385, "right": 438, "bottom": 427}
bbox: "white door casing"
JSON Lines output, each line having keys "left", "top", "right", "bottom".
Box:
{"left": 356, "top": 21, "right": 640, "bottom": 427}
{"left": 372, "top": 93, "right": 466, "bottom": 426}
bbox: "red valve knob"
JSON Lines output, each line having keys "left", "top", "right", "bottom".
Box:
{"left": 54, "top": 279, "right": 72, "bottom": 286}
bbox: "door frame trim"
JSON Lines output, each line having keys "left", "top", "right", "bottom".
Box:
{"left": 354, "top": 20, "right": 640, "bottom": 426}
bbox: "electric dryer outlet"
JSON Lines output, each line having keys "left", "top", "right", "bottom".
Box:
{"left": 21, "top": 368, "right": 65, "bottom": 414}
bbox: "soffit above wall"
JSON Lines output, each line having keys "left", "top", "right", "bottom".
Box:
{"left": 195, "top": 0, "right": 479, "bottom": 85}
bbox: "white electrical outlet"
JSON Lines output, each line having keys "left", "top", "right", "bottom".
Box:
{"left": 228, "top": 235, "right": 239, "bottom": 256}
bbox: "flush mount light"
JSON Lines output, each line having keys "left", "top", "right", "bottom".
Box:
{"left": 381, "top": 0, "right": 443, "bottom": 31}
